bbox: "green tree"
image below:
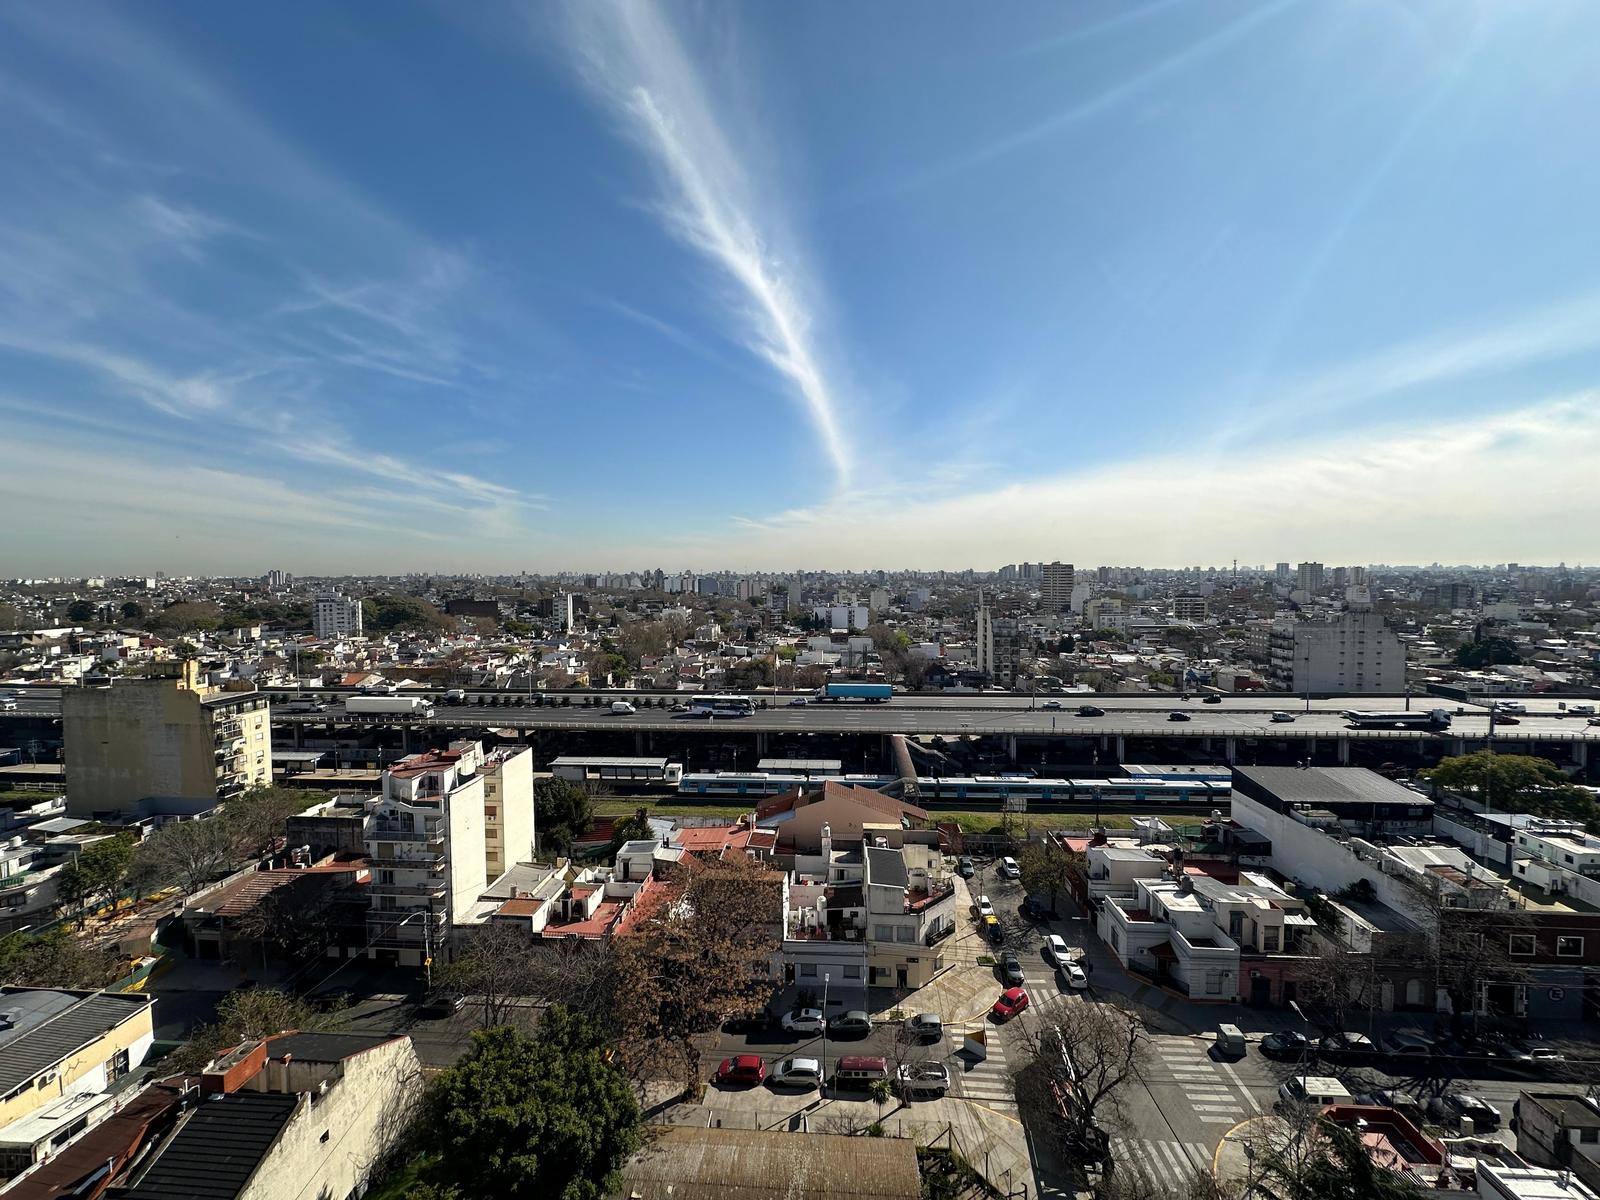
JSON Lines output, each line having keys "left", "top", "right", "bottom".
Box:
{"left": 1264, "top": 1117, "right": 1421, "bottom": 1200}
{"left": 363, "top": 595, "right": 452, "bottom": 633}
{"left": 1454, "top": 635, "right": 1522, "bottom": 669}
{"left": 587, "top": 652, "right": 630, "bottom": 685}
{"left": 164, "top": 989, "right": 326, "bottom": 1075}
{"left": 419, "top": 1010, "right": 642, "bottom": 1200}
{"left": 146, "top": 600, "right": 224, "bottom": 635}
{"left": 120, "top": 601, "right": 145, "bottom": 621}
{"left": 0, "top": 929, "right": 120, "bottom": 989}
{"left": 1422, "top": 751, "right": 1595, "bottom": 822}
{"left": 66, "top": 600, "right": 99, "bottom": 623}
{"left": 607, "top": 806, "right": 653, "bottom": 857}
{"left": 55, "top": 835, "right": 135, "bottom": 926}
{"left": 533, "top": 778, "right": 594, "bottom": 855}
{"left": 1018, "top": 840, "right": 1085, "bottom": 913}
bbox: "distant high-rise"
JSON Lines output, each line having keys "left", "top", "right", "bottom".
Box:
{"left": 313, "top": 590, "right": 363, "bottom": 639}
{"left": 1040, "top": 562, "right": 1074, "bottom": 612}
{"left": 1295, "top": 562, "right": 1325, "bottom": 594}
{"left": 1275, "top": 562, "right": 1292, "bottom": 583}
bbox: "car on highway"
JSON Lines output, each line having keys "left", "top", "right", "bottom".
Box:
{"left": 991, "top": 987, "right": 1030, "bottom": 1021}
{"left": 609, "top": 700, "right": 635, "bottom": 715}
{"left": 0, "top": 697, "right": 16, "bottom": 710}
{"left": 1077, "top": 705, "right": 1105, "bottom": 717}
{"left": 957, "top": 856, "right": 975, "bottom": 878}
{"left": 770, "top": 1057, "right": 823, "bottom": 1089}
{"left": 1271, "top": 711, "right": 1295, "bottom": 723}
{"left": 714, "top": 1055, "right": 767, "bottom": 1086}
{"left": 1202, "top": 693, "right": 1222, "bottom": 703}
{"left": 1590, "top": 717, "right": 1600, "bottom": 727}
{"left": 781, "top": 1008, "right": 826, "bottom": 1034}
{"left": 670, "top": 702, "right": 688, "bottom": 712}
{"left": 1168, "top": 711, "right": 1191, "bottom": 722}
{"left": 1044, "top": 934, "right": 1071, "bottom": 966}
{"left": 905, "top": 1013, "right": 945, "bottom": 1041}
{"left": 998, "top": 856, "right": 1021, "bottom": 879}
{"left": 1259, "top": 1030, "right": 1311, "bottom": 1059}
{"left": 973, "top": 895, "right": 995, "bottom": 918}
{"left": 788, "top": 696, "right": 808, "bottom": 706}
{"left": 896, "top": 1061, "right": 951, "bottom": 1099}
{"left": 829, "top": 1010, "right": 873, "bottom": 1038}
{"left": 999, "top": 950, "right": 1025, "bottom": 987}
{"left": 1041, "top": 700, "right": 1063, "bottom": 710}
{"left": 1493, "top": 701, "right": 1527, "bottom": 715}
{"left": 1569, "top": 704, "right": 1595, "bottom": 715}
{"left": 1060, "top": 961, "right": 1089, "bottom": 989}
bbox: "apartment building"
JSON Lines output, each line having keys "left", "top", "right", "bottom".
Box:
{"left": 1266, "top": 610, "right": 1403, "bottom": 693}
{"left": 1040, "top": 562, "right": 1074, "bottom": 613}
{"left": 1171, "top": 594, "right": 1207, "bottom": 622}
{"left": 975, "top": 599, "right": 1021, "bottom": 685}
{"left": 312, "top": 590, "right": 363, "bottom": 639}
{"left": 0, "top": 988, "right": 154, "bottom": 1179}
{"left": 1296, "top": 561, "right": 1325, "bottom": 593}
{"left": 364, "top": 748, "right": 487, "bottom": 968}
{"left": 63, "top": 661, "right": 271, "bottom": 819}
{"left": 448, "top": 740, "right": 535, "bottom": 880}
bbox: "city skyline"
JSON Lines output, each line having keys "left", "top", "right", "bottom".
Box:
{"left": 4, "top": 1, "right": 1600, "bottom": 572}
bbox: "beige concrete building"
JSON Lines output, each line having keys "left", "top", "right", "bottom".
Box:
{"left": 63, "top": 661, "right": 271, "bottom": 819}
{"left": 755, "top": 781, "right": 930, "bottom": 855}
{"left": 447, "top": 739, "right": 535, "bottom": 879}
{"left": 0, "top": 989, "right": 155, "bottom": 1139}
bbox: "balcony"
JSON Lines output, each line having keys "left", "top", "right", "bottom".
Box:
{"left": 924, "top": 922, "right": 955, "bottom": 948}
{"left": 369, "top": 879, "right": 448, "bottom": 898}
{"left": 371, "top": 825, "right": 444, "bottom": 845}
{"left": 366, "top": 851, "right": 445, "bottom": 870}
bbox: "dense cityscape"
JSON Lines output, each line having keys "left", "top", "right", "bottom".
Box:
{"left": 6, "top": 0, "right": 1600, "bottom": 1198}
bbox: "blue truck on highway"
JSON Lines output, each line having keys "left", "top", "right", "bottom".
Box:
{"left": 817, "top": 682, "right": 894, "bottom": 702}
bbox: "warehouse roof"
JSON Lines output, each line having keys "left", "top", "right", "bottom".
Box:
{"left": 117, "top": 1090, "right": 298, "bottom": 1199}
{"left": 0, "top": 988, "right": 153, "bottom": 1097}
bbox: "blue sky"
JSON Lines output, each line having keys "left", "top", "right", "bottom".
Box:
{"left": 3, "top": 0, "right": 1599, "bottom": 574}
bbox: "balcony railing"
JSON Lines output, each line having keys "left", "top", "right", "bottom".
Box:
{"left": 369, "top": 879, "right": 448, "bottom": 897}
{"left": 924, "top": 923, "right": 955, "bottom": 947}
{"left": 371, "top": 826, "right": 444, "bottom": 843}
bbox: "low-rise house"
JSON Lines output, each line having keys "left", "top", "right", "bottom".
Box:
{"left": 1514, "top": 1091, "right": 1600, "bottom": 1193}
{"left": 756, "top": 781, "right": 930, "bottom": 855}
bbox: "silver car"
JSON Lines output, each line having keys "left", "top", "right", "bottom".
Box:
{"left": 896, "top": 1061, "right": 951, "bottom": 1098}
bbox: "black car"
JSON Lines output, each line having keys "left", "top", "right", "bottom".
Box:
{"left": 418, "top": 990, "right": 466, "bottom": 1018}
{"left": 1168, "top": 711, "right": 1192, "bottom": 722}
{"left": 1202, "top": 694, "right": 1223, "bottom": 704}
{"left": 999, "top": 951, "right": 1025, "bottom": 987}
{"left": 1078, "top": 705, "right": 1106, "bottom": 717}
{"left": 829, "top": 1010, "right": 873, "bottom": 1038}
{"left": 308, "top": 986, "right": 356, "bottom": 1012}
{"left": 1023, "top": 895, "right": 1048, "bottom": 921}
{"left": 1259, "top": 1030, "right": 1311, "bottom": 1059}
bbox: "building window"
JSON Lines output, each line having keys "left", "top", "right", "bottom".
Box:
{"left": 873, "top": 925, "right": 894, "bottom": 941}
{"left": 800, "top": 964, "right": 817, "bottom": 978}
{"left": 1203, "top": 971, "right": 1224, "bottom": 995}
{"left": 1262, "top": 929, "right": 1279, "bottom": 953}
{"left": 1509, "top": 934, "right": 1536, "bottom": 957}
{"left": 484, "top": 806, "right": 497, "bottom": 819}
{"left": 896, "top": 926, "right": 914, "bottom": 943}
{"left": 843, "top": 965, "right": 861, "bottom": 979}
{"left": 1557, "top": 936, "right": 1584, "bottom": 958}
{"left": 1583, "top": 1129, "right": 1599, "bottom": 1145}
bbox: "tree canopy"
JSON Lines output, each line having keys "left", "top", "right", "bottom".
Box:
{"left": 363, "top": 594, "right": 452, "bottom": 633}
{"left": 1454, "top": 635, "right": 1521, "bottom": 669}
{"left": 533, "top": 778, "right": 594, "bottom": 855}
{"left": 415, "top": 1009, "right": 642, "bottom": 1200}
{"left": 1422, "top": 752, "right": 1596, "bottom": 827}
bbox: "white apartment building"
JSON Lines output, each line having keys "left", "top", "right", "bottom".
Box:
{"left": 446, "top": 739, "right": 535, "bottom": 880}
{"left": 1085, "top": 596, "right": 1128, "bottom": 632}
{"left": 312, "top": 591, "right": 363, "bottom": 640}
{"left": 1267, "top": 610, "right": 1403, "bottom": 693}
{"left": 1041, "top": 562, "right": 1074, "bottom": 613}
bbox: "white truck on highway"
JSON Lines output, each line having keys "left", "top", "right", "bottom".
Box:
{"left": 345, "top": 695, "right": 436, "bottom": 717}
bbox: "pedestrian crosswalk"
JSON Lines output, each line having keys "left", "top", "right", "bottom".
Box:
{"left": 1109, "top": 1137, "right": 1209, "bottom": 1192}
{"left": 1145, "top": 1038, "right": 1262, "bottom": 1126}
{"left": 956, "top": 1031, "right": 1015, "bottom": 1108}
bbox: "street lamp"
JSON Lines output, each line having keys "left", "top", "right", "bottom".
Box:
{"left": 821, "top": 972, "right": 830, "bottom": 1094}
{"left": 1288, "top": 999, "right": 1311, "bottom": 1092}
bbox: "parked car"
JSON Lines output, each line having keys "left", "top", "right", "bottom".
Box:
{"left": 1355, "top": 1088, "right": 1425, "bottom": 1122}
{"left": 905, "top": 1013, "right": 944, "bottom": 1041}
{"left": 1168, "top": 711, "right": 1191, "bottom": 722}
{"left": 1044, "top": 934, "right": 1071, "bottom": 966}
{"left": 1277, "top": 1076, "right": 1352, "bottom": 1109}
{"left": 896, "top": 1061, "right": 951, "bottom": 1098}
{"left": 973, "top": 895, "right": 995, "bottom": 918}
{"left": 981, "top": 914, "right": 1002, "bottom": 943}
{"left": 999, "top": 950, "right": 1025, "bottom": 987}
{"left": 781, "top": 1008, "right": 827, "bottom": 1034}
{"left": 991, "top": 987, "right": 1030, "bottom": 1021}
{"left": 1259, "top": 1030, "right": 1311, "bottom": 1060}
{"left": 308, "top": 986, "right": 355, "bottom": 1011}
{"left": 829, "top": 1010, "right": 872, "bottom": 1038}
{"left": 1041, "top": 700, "right": 1063, "bottom": 710}
{"left": 418, "top": 990, "right": 466, "bottom": 1018}
{"left": 1078, "top": 705, "right": 1106, "bottom": 717}
{"left": 957, "top": 856, "right": 975, "bottom": 878}
{"left": 998, "top": 856, "right": 1021, "bottom": 879}
{"left": 770, "top": 1057, "right": 823, "bottom": 1089}
{"left": 832, "top": 1056, "right": 890, "bottom": 1089}
{"left": 1432, "top": 1093, "right": 1502, "bottom": 1130}
{"left": 1023, "top": 895, "right": 1048, "bottom": 921}
{"left": 1320, "top": 1031, "right": 1378, "bottom": 1061}
{"left": 1060, "top": 961, "right": 1089, "bottom": 990}
{"left": 1381, "top": 1030, "right": 1436, "bottom": 1057}
{"left": 715, "top": 1055, "right": 767, "bottom": 1086}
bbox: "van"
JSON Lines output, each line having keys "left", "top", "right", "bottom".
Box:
{"left": 610, "top": 701, "right": 636, "bottom": 715}
{"left": 1215, "top": 1024, "right": 1247, "bottom": 1059}
{"left": 1277, "top": 1075, "right": 1353, "bottom": 1109}
{"left": 1494, "top": 701, "right": 1527, "bottom": 714}
{"left": 831, "top": 1055, "right": 889, "bottom": 1090}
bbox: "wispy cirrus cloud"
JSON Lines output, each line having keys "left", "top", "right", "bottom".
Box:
{"left": 560, "top": 0, "right": 855, "bottom": 489}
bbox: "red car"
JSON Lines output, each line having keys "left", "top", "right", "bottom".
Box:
{"left": 714, "top": 1054, "right": 766, "bottom": 1085}
{"left": 991, "top": 987, "right": 1030, "bottom": 1021}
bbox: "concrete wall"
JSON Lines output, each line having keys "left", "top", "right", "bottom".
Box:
{"left": 65, "top": 680, "right": 214, "bottom": 816}
{"left": 239, "top": 1038, "right": 423, "bottom": 1200}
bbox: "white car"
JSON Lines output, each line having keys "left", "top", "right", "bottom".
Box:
{"left": 974, "top": 895, "right": 995, "bottom": 919}
{"left": 781, "top": 1008, "right": 826, "bottom": 1034}
{"left": 1270, "top": 711, "right": 1295, "bottom": 723}
{"left": 1044, "top": 934, "right": 1071, "bottom": 966}
{"left": 1060, "top": 961, "right": 1090, "bottom": 989}
{"left": 771, "top": 1056, "right": 823, "bottom": 1088}
{"left": 999, "top": 856, "right": 1021, "bottom": 879}
{"left": 896, "top": 1061, "right": 951, "bottom": 1098}
{"left": 1494, "top": 701, "right": 1527, "bottom": 714}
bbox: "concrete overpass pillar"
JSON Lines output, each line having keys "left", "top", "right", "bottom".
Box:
{"left": 1114, "top": 736, "right": 1125, "bottom": 762}
{"left": 1224, "top": 738, "right": 1237, "bottom": 764}
{"left": 635, "top": 731, "right": 645, "bottom": 755}
{"left": 1338, "top": 738, "right": 1351, "bottom": 765}
{"left": 1007, "top": 736, "right": 1018, "bottom": 764}
{"left": 1452, "top": 738, "right": 1466, "bottom": 756}
{"left": 757, "top": 732, "right": 770, "bottom": 757}
{"left": 1304, "top": 737, "right": 1315, "bottom": 764}
{"left": 1575, "top": 741, "right": 1589, "bottom": 768}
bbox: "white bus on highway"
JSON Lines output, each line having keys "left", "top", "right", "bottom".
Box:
{"left": 687, "top": 694, "right": 756, "bottom": 718}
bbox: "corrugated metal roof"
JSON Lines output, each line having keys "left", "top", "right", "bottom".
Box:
{"left": 118, "top": 1091, "right": 298, "bottom": 1199}
{"left": 865, "top": 847, "right": 909, "bottom": 890}
{"left": 1235, "top": 766, "right": 1429, "bottom": 808}
{"left": 264, "top": 1032, "right": 397, "bottom": 1063}
{"left": 616, "top": 1126, "right": 920, "bottom": 1200}
{"left": 0, "top": 990, "right": 152, "bottom": 1096}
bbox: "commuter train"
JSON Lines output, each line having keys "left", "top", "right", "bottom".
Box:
{"left": 676, "top": 771, "right": 1229, "bottom": 804}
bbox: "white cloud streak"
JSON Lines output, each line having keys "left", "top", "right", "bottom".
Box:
{"left": 561, "top": 0, "right": 854, "bottom": 488}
